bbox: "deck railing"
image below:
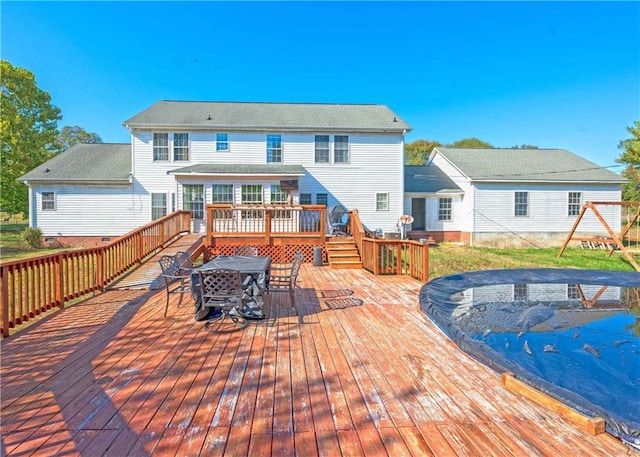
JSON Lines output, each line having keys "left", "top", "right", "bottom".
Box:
{"left": 206, "top": 204, "right": 326, "bottom": 242}
{"left": 350, "top": 209, "right": 429, "bottom": 282}
{"left": 0, "top": 211, "right": 191, "bottom": 338}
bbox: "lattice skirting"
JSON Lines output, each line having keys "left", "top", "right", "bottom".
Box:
{"left": 205, "top": 243, "right": 326, "bottom": 263}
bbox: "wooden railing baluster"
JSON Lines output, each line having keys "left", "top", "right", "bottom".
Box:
{"left": 0, "top": 210, "right": 191, "bottom": 338}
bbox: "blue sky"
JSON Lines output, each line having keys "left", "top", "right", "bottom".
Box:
{"left": 2, "top": 1, "right": 639, "bottom": 170}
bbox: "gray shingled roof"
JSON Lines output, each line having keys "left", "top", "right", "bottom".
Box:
{"left": 405, "top": 165, "right": 462, "bottom": 193}
{"left": 432, "top": 148, "right": 627, "bottom": 183}
{"left": 18, "top": 143, "right": 131, "bottom": 183}
{"left": 124, "top": 101, "right": 412, "bottom": 133}
{"left": 168, "top": 164, "right": 306, "bottom": 176}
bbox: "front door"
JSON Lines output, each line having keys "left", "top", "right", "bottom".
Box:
{"left": 411, "top": 198, "right": 426, "bottom": 230}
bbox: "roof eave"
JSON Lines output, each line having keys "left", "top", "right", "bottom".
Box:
{"left": 124, "top": 123, "right": 410, "bottom": 134}
{"left": 168, "top": 171, "right": 306, "bottom": 177}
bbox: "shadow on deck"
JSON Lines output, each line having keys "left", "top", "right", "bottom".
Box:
{"left": 0, "top": 238, "right": 631, "bottom": 456}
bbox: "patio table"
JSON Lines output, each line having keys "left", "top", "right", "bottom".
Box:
{"left": 192, "top": 255, "right": 271, "bottom": 321}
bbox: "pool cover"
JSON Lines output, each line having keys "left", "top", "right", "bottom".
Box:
{"left": 419, "top": 268, "right": 640, "bottom": 449}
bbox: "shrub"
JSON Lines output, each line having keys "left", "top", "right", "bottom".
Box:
{"left": 21, "top": 227, "right": 43, "bottom": 249}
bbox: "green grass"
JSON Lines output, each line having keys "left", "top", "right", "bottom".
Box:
{"left": 428, "top": 242, "right": 637, "bottom": 280}
{"left": 0, "top": 221, "right": 68, "bottom": 261}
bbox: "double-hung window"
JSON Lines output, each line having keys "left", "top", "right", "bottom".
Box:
{"left": 241, "top": 184, "right": 263, "bottom": 219}
{"left": 376, "top": 193, "right": 389, "bottom": 211}
{"left": 438, "top": 197, "right": 452, "bottom": 221}
{"left": 42, "top": 192, "right": 56, "bottom": 211}
{"left": 174, "top": 133, "right": 189, "bottom": 161}
{"left": 271, "top": 184, "right": 291, "bottom": 218}
{"left": 212, "top": 184, "right": 234, "bottom": 219}
{"left": 183, "top": 184, "right": 204, "bottom": 219}
{"left": 314, "top": 135, "right": 330, "bottom": 163}
{"left": 316, "top": 193, "right": 328, "bottom": 206}
{"left": 266, "top": 135, "right": 282, "bottom": 163}
{"left": 514, "top": 191, "right": 528, "bottom": 217}
{"left": 153, "top": 133, "right": 169, "bottom": 161}
{"left": 216, "top": 133, "right": 229, "bottom": 151}
{"left": 151, "top": 193, "right": 167, "bottom": 220}
{"left": 513, "top": 283, "right": 528, "bottom": 301}
{"left": 299, "top": 193, "right": 312, "bottom": 205}
{"left": 568, "top": 192, "right": 582, "bottom": 216}
{"left": 334, "top": 135, "right": 349, "bottom": 163}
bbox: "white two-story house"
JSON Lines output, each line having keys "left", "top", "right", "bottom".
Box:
{"left": 19, "top": 101, "right": 411, "bottom": 245}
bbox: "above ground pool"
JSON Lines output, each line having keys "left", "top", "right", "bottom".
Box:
{"left": 419, "top": 268, "right": 640, "bottom": 450}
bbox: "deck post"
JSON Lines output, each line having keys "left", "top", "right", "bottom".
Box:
{"left": 1, "top": 266, "right": 9, "bottom": 338}
{"left": 55, "top": 253, "right": 64, "bottom": 309}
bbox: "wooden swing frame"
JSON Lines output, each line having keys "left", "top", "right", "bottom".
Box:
{"left": 558, "top": 201, "right": 640, "bottom": 272}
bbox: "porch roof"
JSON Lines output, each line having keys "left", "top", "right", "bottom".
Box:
{"left": 167, "top": 163, "right": 306, "bottom": 177}
{"left": 405, "top": 165, "right": 463, "bottom": 193}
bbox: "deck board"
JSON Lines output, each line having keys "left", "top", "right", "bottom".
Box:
{"left": 1, "top": 259, "right": 633, "bottom": 456}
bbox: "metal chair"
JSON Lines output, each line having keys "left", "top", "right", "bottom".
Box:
{"left": 233, "top": 246, "right": 259, "bottom": 256}
{"left": 197, "top": 268, "right": 249, "bottom": 332}
{"left": 265, "top": 251, "right": 304, "bottom": 315}
{"left": 159, "top": 253, "right": 193, "bottom": 317}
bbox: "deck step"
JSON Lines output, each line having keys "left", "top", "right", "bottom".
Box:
{"left": 326, "top": 236, "right": 361, "bottom": 269}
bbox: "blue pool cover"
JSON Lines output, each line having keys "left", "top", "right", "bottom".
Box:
{"left": 419, "top": 268, "right": 640, "bottom": 449}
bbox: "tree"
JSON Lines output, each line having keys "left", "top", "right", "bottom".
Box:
{"left": 448, "top": 137, "right": 494, "bottom": 148}
{"left": 617, "top": 120, "right": 640, "bottom": 202}
{"left": 1, "top": 60, "right": 61, "bottom": 216}
{"left": 54, "top": 125, "right": 103, "bottom": 152}
{"left": 404, "top": 139, "right": 442, "bottom": 165}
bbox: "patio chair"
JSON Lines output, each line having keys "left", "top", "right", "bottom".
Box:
{"left": 233, "top": 246, "right": 259, "bottom": 256}
{"left": 197, "top": 268, "right": 250, "bottom": 332}
{"left": 265, "top": 251, "right": 304, "bottom": 315}
{"left": 159, "top": 253, "right": 194, "bottom": 317}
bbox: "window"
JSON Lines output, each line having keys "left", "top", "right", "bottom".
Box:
{"left": 568, "top": 192, "right": 582, "bottom": 216}
{"left": 151, "top": 193, "right": 167, "bottom": 220}
{"left": 376, "top": 193, "right": 389, "bottom": 211}
{"left": 241, "top": 184, "right": 263, "bottom": 219}
{"left": 212, "top": 184, "right": 233, "bottom": 204}
{"left": 183, "top": 184, "right": 204, "bottom": 219}
{"left": 153, "top": 133, "right": 169, "bottom": 161}
{"left": 567, "top": 284, "right": 580, "bottom": 300}
{"left": 266, "top": 135, "right": 282, "bottom": 163}
{"left": 438, "top": 197, "right": 452, "bottom": 221}
{"left": 314, "top": 135, "right": 330, "bottom": 163}
{"left": 212, "top": 184, "right": 233, "bottom": 218}
{"left": 216, "top": 133, "right": 229, "bottom": 151}
{"left": 514, "top": 192, "right": 528, "bottom": 217}
{"left": 513, "top": 283, "right": 528, "bottom": 301}
{"left": 334, "top": 135, "right": 349, "bottom": 163}
{"left": 42, "top": 192, "right": 55, "bottom": 211}
{"left": 271, "top": 185, "right": 291, "bottom": 218}
{"left": 299, "top": 193, "right": 312, "bottom": 205}
{"left": 316, "top": 193, "right": 328, "bottom": 205}
{"left": 174, "top": 133, "right": 189, "bottom": 161}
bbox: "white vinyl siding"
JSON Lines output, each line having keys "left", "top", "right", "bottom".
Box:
{"left": 32, "top": 184, "right": 145, "bottom": 236}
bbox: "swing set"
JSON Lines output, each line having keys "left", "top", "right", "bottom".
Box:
{"left": 558, "top": 201, "right": 640, "bottom": 272}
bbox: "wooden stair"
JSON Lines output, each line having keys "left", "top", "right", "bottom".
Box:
{"left": 325, "top": 236, "right": 362, "bottom": 269}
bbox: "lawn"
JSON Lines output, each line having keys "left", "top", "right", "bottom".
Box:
{"left": 427, "top": 242, "right": 637, "bottom": 280}
{"left": 0, "top": 221, "right": 70, "bottom": 261}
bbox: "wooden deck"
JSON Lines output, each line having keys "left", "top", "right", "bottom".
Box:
{"left": 1, "top": 257, "right": 631, "bottom": 455}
